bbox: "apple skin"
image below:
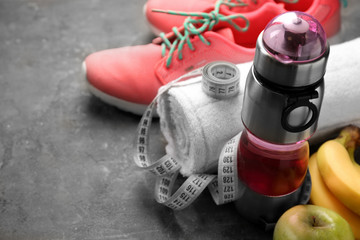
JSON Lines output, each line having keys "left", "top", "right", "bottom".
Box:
{"left": 273, "top": 205, "right": 354, "bottom": 240}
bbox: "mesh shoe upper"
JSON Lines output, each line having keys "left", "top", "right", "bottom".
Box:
{"left": 145, "top": 0, "right": 341, "bottom": 38}
{"left": 85, "top": 29, "right": 255, "bottom": 105}
{"left": 145, "top": 0, "right": 273, "bottom": 35}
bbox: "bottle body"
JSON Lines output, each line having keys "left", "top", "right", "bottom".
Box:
{"left": 234, "top": 11, "right": 327, "bottom": 226}
{"left": 237, "top": 129, "right": 309, "bottom": 196}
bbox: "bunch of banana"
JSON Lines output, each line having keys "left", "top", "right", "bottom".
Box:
{"left": 309, "top": 125, "right": 360, "bottom": 239}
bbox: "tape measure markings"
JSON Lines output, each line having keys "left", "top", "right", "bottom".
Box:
{"left": 134, "top": 61, "right": 243, "bottom": 210}
{"left": 202, "top": 61, "right": 240, "bottom": 99}
{"left": 208, "top": 132, "right": 242, "bottom": 205}
{"left": 156, "top": 173, "right": 216, "bottom": 210}
{"left": 217, "top": 132, "right": 242, "bottom": 204}
{"left": 134, "top": 101, "right": 181, "bottom": 176}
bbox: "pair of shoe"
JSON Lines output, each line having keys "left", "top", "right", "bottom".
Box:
{"left": 83, "top": 0, "right": 342, "bottom": 115}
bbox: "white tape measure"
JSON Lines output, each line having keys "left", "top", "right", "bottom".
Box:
{"left": 134, "top": 61, "right": 243, "bottom": 210}
{"left": 202, "top": 61, "right": 240, "bottom": 99}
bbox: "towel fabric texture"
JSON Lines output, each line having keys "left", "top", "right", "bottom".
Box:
{"left": 157, "top": 37, "right": 360, "bottom": 177}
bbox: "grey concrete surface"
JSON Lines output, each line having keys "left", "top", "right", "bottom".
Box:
{"left": 0, "top": 0, "right": 359, "bottom": 239}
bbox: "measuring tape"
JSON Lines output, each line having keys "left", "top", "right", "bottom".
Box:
{"left": 202, "top": 61, "right": 240, "bottom": 99}
{"left": 134, "top": 61, "right": 244, "bottom": 210}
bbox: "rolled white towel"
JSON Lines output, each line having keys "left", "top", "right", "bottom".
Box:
{"left": 157, "top": 37, "right": 360, "bottom": 177}
{"left": 157, "top": 62, "right": 251, "bottom": 176}
{"left": 311, "top": 37, "right": 360, "bottom": 143}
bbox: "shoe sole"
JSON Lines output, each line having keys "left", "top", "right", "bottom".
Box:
{"left": 82, "top": 61, "right": 150, "bottom": 116}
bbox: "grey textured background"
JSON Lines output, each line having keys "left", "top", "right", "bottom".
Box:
{"left": 0, "top": 0, "right": 359, "bottom": 239}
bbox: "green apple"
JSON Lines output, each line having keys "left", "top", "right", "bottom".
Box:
{"left": 273, "top": 204, "right": 354, "bottom": 240}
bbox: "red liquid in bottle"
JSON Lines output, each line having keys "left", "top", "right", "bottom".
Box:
{"left": 237, "top": 130, "right": 309, "bottom": 196}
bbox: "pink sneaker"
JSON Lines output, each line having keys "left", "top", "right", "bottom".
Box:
{"left": 83, "top": 1, "right": 283, "bottom": 115}
{"left": 144, "top": 0, "right": 273, "bottom": 35}
{"left": 274, "top": 0, "right": 341, "bottom": 38}
{"left": 145, "top": 0, "right": 341, "bottom": 38}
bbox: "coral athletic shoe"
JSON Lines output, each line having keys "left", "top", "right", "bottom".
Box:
{"left": 144, "top": 0, "right": 341, "bottom": 38}
{"left": 274, "top": 0, "right": 341, "bottom": 38}
{"left": 144, "top": 0, "right": 273, "bottom": 35}
{"left": 83, "top": 0, "right": 284, "bottom": 115}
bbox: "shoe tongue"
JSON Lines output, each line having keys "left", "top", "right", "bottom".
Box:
{"left": 215, "top": 28, "right": 235, "bottom": 42}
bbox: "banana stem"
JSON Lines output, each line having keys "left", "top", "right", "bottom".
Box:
{"left": 335, "top": 125, "right": 360, "bottom": 148}
{"left": 334, "top": 125, "right": 360, "bottom": 163}
{"left": 347, "top": 146, "right": 356, "bottom": 163}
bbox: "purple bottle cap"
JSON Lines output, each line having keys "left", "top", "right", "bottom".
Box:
{"left": 262, "top": 11, "right": 327, "bottom": 63}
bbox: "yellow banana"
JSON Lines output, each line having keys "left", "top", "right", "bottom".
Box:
{"left": 317, "top": 139, "right": 360, "bottom": 215}
{"left": 309, "top": 153, "right": 360, "bottom": 239}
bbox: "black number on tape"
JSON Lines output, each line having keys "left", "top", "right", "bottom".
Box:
{"left": 222, "top": 166, "right": 233, "bottom": 174}
{"left": 223, "top": 176, "right": 234, "bottom": 184}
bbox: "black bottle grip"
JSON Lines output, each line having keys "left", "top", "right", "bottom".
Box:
{"left": 281, "top": 92, "right": 319, "bottom": 133}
